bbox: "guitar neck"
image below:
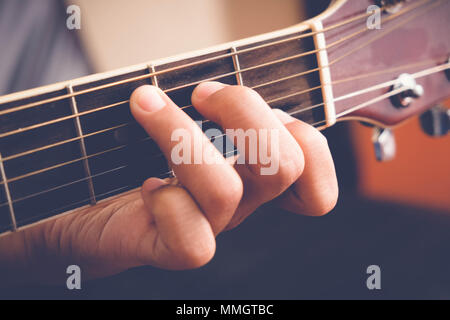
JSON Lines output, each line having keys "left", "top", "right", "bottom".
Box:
{"left": 0, "top": 21, "right": 328, "bottom": 234}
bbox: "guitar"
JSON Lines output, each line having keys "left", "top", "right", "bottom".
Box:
{"left": 0, "top": 0, "right": 448, "bottom": 235}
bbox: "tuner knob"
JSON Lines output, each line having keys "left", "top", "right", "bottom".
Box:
{"left": 390, "top": 73, "right": 424, "bottom": 108}
{"left": 372, "top": 127, "right": 396, "bottom": 162}
{"left": 419, "top": 105, "right": 449, "bottom": 137}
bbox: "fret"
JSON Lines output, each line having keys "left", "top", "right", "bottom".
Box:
{"left": 155, "top": 49, "right": 240, "bottom": 168}
{"left": 0, "top": 153, "right": 17, "bottom": 232}
{"left": 0, "top": 89, "right": 91, "bottom": 228}
{"left": 155, "top": 49, "right": 238, "bottom": 109}
{"left": 237, "top": 30, "right": 325, "bottom": 126}
{"left": 67, "top": 84, "right": 97, "bottom": 205}
{"left": 148, "top": 64, "right": 159, "bottom": 87}
{"left": 148, "top": 63, "right": 175, "bottom": 177}
{"left": 72, "top": 68, "right": 169, "bottom": 201}
{"left": 231, "top": 47, "right": 244, "bottom": 85}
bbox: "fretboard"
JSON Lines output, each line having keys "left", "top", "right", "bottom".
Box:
{"left": 0, "top": 27, "right": 326, "bottom": 233}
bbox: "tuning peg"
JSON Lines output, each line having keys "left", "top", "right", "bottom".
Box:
{"left": 390, "top": 73, "right": 424, "bottom": 108}
{"left": 419, "top": 105, "right": 449, "bottom": 137}
{"left": 372, "top": 127, "right": 396, "bottom": 162}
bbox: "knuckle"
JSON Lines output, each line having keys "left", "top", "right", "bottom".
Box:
{"left": 177, "top": 239, "right": 216, "bottom": 269}
{"left": 207, "top": 174, "right": 243, "bottom": 213}
{"left": 148, "top": 186, "right": 175, "bottom": 211}
{"left": 270, "top": 157, "right": 304, "bottom": 196}
{"left": 222, "top": 85, "right": 262, "bottom": 105}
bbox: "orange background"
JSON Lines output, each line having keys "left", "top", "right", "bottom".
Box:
{"left": 350, "top": 100, "right": 450, "bottom": 212}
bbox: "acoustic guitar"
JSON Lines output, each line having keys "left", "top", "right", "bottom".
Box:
{"left": 0, "top": 0, "right": 449, "bottom": 235}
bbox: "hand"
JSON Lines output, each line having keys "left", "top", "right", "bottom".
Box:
{"left": 0, "top": 82, "right": 338, "bottom": 286}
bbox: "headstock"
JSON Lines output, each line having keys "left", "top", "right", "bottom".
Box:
{"left": 321, "top": 0, "right": 450, "bottom": 128}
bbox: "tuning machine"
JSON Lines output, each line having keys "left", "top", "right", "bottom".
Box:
{"left": 420, "top": 105, "right": 449, "bottom": 137}
{"left": 372, "top": 127, "right": 396, "bottom": 162}
{"left": 390, "top": 73, "right": 424, "bottom": 109}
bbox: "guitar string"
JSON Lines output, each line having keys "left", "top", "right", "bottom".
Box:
{"left": 0, "top": 0, "right": 438, "bottom": 159}
{"left": 0, "top": 0, "right": 432, "bottom": 120}
{"left": 1, "top": 61, "right": 448, "bottom": 211}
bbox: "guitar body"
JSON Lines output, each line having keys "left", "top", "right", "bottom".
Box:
{"left": 0, "top": 0, "right": 449, "bottom": 235}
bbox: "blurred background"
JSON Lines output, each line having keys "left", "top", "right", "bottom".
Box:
{"left": 0, "top": 0, "right": 449, "bottom": 299}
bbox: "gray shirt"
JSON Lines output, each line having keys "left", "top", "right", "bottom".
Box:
{"left": 0, "top": 0, "right": 90, "bottom": 95}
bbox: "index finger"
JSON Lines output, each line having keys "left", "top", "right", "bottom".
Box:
{"left": 130, "top": 85, "right": 243, "bottom": 233}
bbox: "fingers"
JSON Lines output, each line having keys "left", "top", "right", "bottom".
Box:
{"left": 130, "top": 85, "right": 243, "bottom": 234}
{"left": 273, "top": 110, "right": 339, "bottom": 216}
{"left": 192, "top": 82, "right": 304, "bottom": 203}
{"left": 139, "top": 180, "right": 215, "bottom": 270}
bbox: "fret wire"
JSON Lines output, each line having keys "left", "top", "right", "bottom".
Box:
{"left": 231, "top": 47, "right": 244, "bottom": 85}
{"left": 0, "top": 153, "right": 17, "bottom": 231}
{"left": 0, "top": 2, "right": 399, "bottom": 118}
{"left": 148, "top": 64, "right": 159, "bottom": 87}
{"left": 0, "top": 0, "right": 432, "bottom": 141}
{"left": 67, "top": 84, "right": 97, "bottom": 205}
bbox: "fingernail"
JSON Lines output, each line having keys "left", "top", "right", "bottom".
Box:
{"left": 133, "top": 85, "right": 166, "bottom": 112}
{"left": 272, "top": 109, "right": 296, "bottom": 124}
{"left": 192, "top": 81, "right": 227, "bottom": 102}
